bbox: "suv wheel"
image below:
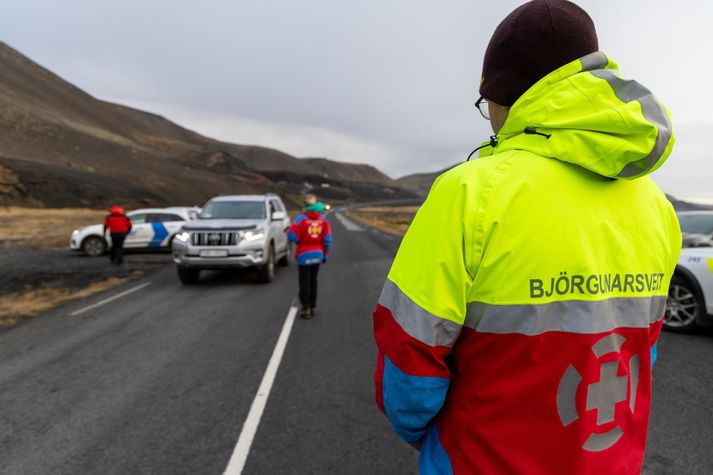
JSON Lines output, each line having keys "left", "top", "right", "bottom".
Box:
{"left": 664, "top": 275, "right": 702, "bottom": 332}
{"left": 82, "top": 236, "right": 106, "bottom": 257}
{"left": 257, "top": 245, "right": 275, "bottom": 283}
{"left": 177, "top": 266, "right": 201, "bottom": 285}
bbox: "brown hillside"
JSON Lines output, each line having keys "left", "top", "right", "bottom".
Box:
{"left": 302, "top": 158, "right": 394, "bottom": 186}
{"left": 396, "top": 165, "right": 455, "bottom": 197}
{"left": 0, "top": 42, "right": 413, "bottom": 208}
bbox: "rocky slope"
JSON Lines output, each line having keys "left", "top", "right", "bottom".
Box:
{"left": 0, "top": 43, "right": 413, "bottom": 209}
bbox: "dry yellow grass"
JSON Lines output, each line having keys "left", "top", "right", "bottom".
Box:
{"left": 0, "top": 274, "right": 139, "bottom": 328}
{"left": 346, "top": 206, "right": 419, "bottom": 236}
{"left": 0, "top": 207, "right": 106, "bottom": 250}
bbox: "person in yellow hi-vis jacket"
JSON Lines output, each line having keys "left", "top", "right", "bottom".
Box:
{"left": 373, "top": 1, "right": 682, "bottom": 474}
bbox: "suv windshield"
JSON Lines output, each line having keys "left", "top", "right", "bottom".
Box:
{"left": 679, "top": 214, "right": 713, "bottom": 234}
{"left": 199, "top": 201, "right": 266, "bottom": 220}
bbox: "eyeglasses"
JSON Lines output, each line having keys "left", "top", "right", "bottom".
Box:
{"left": 475, "top": 96, "right": 489, "bottom": 120}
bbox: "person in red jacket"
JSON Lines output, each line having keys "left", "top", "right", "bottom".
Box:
{"left": 103, "top": 204, "right": 132, "bottom": 265}
{"left": 287, "top": 195, "right": 332, "bottom": 319}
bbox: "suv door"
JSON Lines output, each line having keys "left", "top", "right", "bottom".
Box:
{"left": 269, "top": 199, "right": 288, "bottom": 253}
{"left": 125, "top": 213, "right": 151, "bottom": 247}
{"left": 148, "top": 213, "right": 185, "bottom": 247}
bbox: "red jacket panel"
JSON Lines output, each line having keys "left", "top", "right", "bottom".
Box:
{"left": 104, "top": 214, "right": 132, "bottom": 234}
{"left": 287, "top": 211, "right": 332, "bottom": 265}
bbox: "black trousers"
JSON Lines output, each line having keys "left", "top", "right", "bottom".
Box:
{"left": 110, "top": 233, "right": 127, "bottom": 264}
{"left": 298, "top": 264, "right": 320, "bottom": 308}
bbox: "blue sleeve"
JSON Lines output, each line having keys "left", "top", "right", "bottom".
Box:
{"left": 651, "top": 343, "right": 657, "bottom": 367}
{"left": 323, "top": 233, "right": 332, "bottom": 251}
{"left": 382, "top": 357, "right": 449, "bottom": 444}
{"left": 287, "top": 215, "right": 306, "bottom": 243}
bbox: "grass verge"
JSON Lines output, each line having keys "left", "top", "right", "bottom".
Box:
{"left": 0, "top": 273, "right": 140, "bottom": 329}
{"left": 345, "top": 206, "right": 419, "bottom": 236}
{"left": 0, "top": 207, "right": 105, "bottom": 250}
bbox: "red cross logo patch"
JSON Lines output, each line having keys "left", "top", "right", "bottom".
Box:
{"left": 556, "top": 333, "right": 641, "bottom": 452}
{"left": 308, "top": 222, "right": 322, "bottom": 239}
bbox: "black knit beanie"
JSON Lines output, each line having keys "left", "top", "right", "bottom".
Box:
{"left": 480, "top": 0, "right": 599, "bottom": 107}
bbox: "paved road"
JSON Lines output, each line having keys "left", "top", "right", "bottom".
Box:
{"left": 0, "top": 212, "right": 711, "bottom": 474}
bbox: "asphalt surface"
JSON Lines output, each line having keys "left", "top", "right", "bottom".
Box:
{"left": 0, "top": 212, "right": 711, "bottom": 474}
{"left": 0, "top": 248, "right": 170, "bottom": 294}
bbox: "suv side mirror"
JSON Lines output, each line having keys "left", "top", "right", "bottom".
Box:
{"left": 272, "top": 211, "right": 286, "bottom": 221}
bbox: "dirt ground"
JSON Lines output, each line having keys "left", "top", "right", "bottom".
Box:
{"left": 345, "top": 206, "right": 419, "bottom": 236}
{"left": 0, "top": 248, "right": 171, "bottom": 328}
{"left": 0, "top": 275, "right": 133, "bottom": 328}
{"left": 0, "top": 207, "right": 172, "bottom": 328}
{"left": 0, "top": 207, "right": 106, "bottom": 250}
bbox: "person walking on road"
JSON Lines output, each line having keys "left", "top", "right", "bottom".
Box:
{"left": 103, "top": 204, "right": 132, "bottom": 265}
{"left": 288, "top": 195, "right": 332, "bottom": 319}
{"left": 373, "top": 1, "right": 681, "bottom": 473}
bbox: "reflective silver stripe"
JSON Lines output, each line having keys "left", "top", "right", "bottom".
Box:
{"left": 629, "top": 354, "right": 640, "bottom": 412}
{"left": 586, "top": 361, "right": 627, "bottom": 425}
{"left": 588, "top": 69, "right": 672, "bottom": 178}
{"left": 378, "top": 279, "right": 461, "bottom": 347}
{"left": 579, "top": 51, "right": 609, "bottom": 72}
{"left": 465, "top": 296, "right": 666, "bottom": 336}
{"left": 583, "top": 427, "right": 623, "bottom": 452}
{"left": 591, "top": 333, "right": 626, "bottom": 357}
{"left": 556, "top": 365, "right": 582, "bottom": 427}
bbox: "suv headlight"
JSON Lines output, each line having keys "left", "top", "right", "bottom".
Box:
{"left": 175, "top": 231, "right": 191, "bottom": 242}
{"left": 243, "top": 229, "right": 265, "bottom": 242}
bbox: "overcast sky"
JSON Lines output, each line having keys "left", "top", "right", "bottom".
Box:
{"left": 1, "top": 0, "right": 712, "bottom": 201}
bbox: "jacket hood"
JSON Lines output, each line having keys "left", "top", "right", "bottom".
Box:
{"left": 108, "top": 205, "right": 125, "bottom": 215}
{"left": 305, "top": 202, "right": 325, "bottom": 213}
{"left": 305, "top": 211, "right": 323, "bottom": 219}
{"left": 483, "top": 52, "right": 674, "bottom": 180}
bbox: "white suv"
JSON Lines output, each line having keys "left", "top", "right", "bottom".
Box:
{"left": 678, "top": 211, "right": 713, "bottom": 248}
{"left": 70, "top": 207, "right": 200, "bottom": 256}
{"left": 665, "top": 247, "right": 713, "bottom": 332}
{"left": 171, "top": 194, "right": 291, "bottom": 284}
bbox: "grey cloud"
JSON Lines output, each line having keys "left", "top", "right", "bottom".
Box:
{"left": 0, "top": 0, "right": 711, "bottom": 196}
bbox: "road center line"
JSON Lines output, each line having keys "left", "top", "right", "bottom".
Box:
{"left": 335, "top": 212, "right": 364, "bottom": 232}
{"left": 69, "top": 282, "right": 152, "bottom": 316}
{"left": 223, "top": 303, "right": 299, "bottom": 475}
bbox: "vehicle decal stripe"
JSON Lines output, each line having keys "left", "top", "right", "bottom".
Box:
{"left": 148, "top": 222, "right": 169, "bottom": 247}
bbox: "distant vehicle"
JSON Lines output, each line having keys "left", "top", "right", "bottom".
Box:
{"left": 664, "top": 247, "right": 713, "bottom": 332}
{"left": 171, "top": 194, "right": 291, "bottom": 284}
{"left": 70, "top": 207, "right": 200, "bottom": 257}
{"left": 678, "top": 211, "right": 713, "bottom": 248}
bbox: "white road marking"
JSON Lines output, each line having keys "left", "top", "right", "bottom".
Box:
{"left": 223, "top": 304, "right": 299, "bottom": 475}
{"left": 69, "top": 282, "right": 152, "bottom": 316}
{"left": 335, "top": 213, "right": 364, "bottom": 232}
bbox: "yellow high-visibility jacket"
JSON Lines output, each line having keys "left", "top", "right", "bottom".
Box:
{"left": 374, "top": 52, "right": 681, "bottom": 474}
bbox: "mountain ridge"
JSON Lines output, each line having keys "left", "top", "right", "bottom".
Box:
{"left": 0, "top": 42, "right": 413, "bottom": 209}
{"left": 397, "top": 164, "right": 713, "bottom": 211}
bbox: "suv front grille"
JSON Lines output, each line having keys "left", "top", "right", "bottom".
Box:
{"left": 190, "top": 231, "right": 239, "bottom": 246}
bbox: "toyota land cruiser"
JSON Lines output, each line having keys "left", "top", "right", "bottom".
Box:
{"left": 171, "top": 194, "right": 291, "bottom": 284}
